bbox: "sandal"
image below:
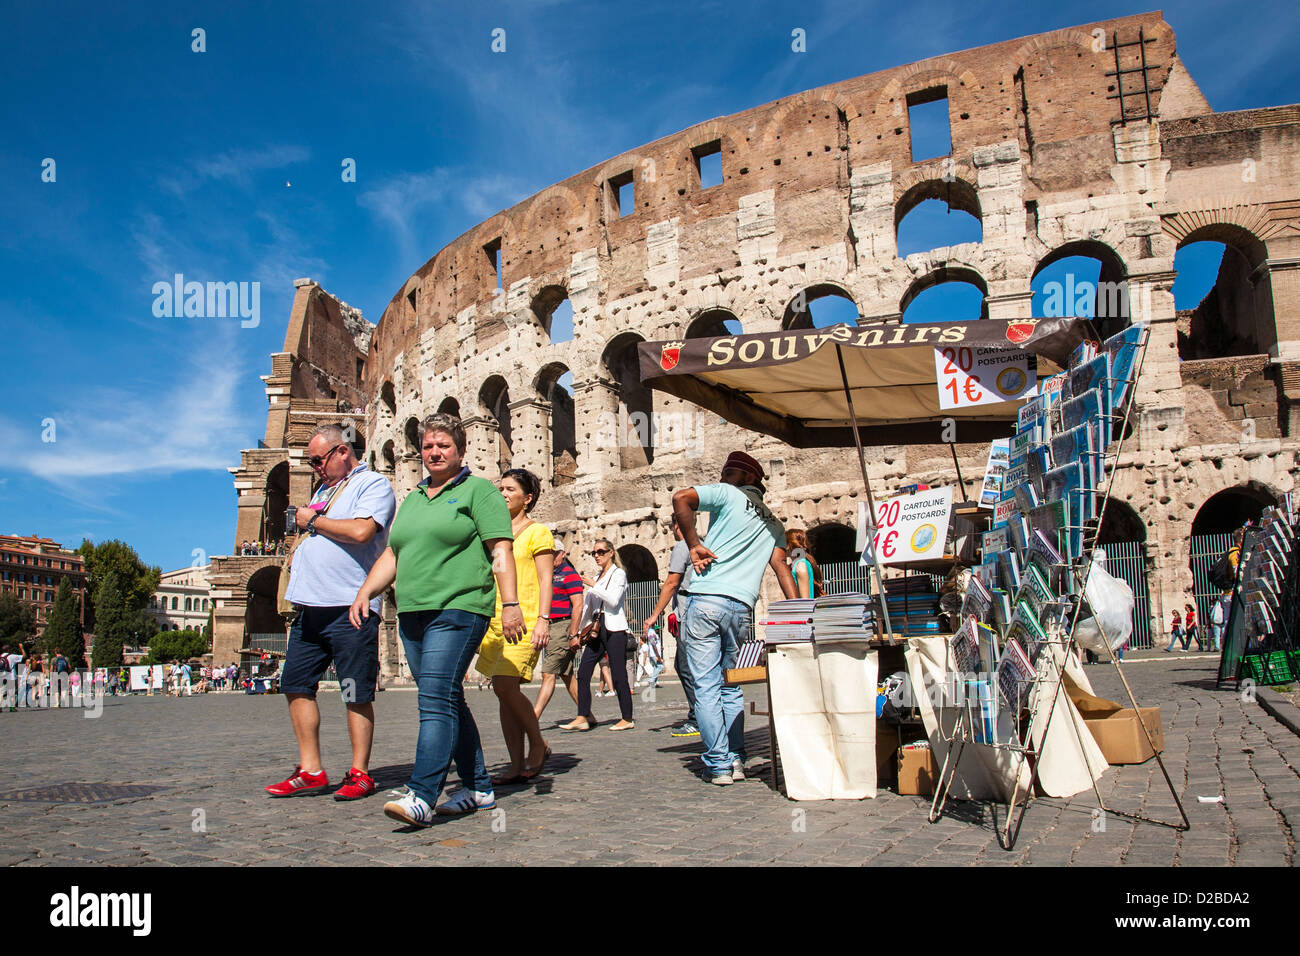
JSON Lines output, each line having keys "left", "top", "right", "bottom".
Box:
{"left": 609, "top": 721, "right": 635, "bottom": 732}
{"left": 521, "top": 746, "right": 552, "bottom": 779}
{"left": 559, "top": 719, "right": 593, "bottom": 731}
{"left": 491, "top": 772, "right": 526, "bottom": 786}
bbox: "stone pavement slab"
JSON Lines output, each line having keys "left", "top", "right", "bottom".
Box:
{"left": 0, "top": 656, "right": 1294, "bottom": 865}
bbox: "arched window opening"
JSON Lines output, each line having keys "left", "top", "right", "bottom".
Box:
{"left": 1096, "top": 500, "right": 1147, "bottom": 545}
{"left": 602, "top": 333, "right": 654, "bottom": 468}
{"left": 263, "top": 461, "right": 289, "bottom": 548}
{"left": 244, "top": 566, "right": 286, "bottom": 641}
{"left": 1174, "top": 232, "right": 1270, "bottom": 361}
{"left": 806, "top": 523, "right": 858, "bottom": 565}
{"left": 686, "top": 309, "right": 743, "bottom": 339}
{"left": 896, "top": 179, "right": 981, "bottom": 258}
{"left": 617, "top": 545, "right": 658, "bottom": 583}
{"left": 537, "top": 364, "right": 578, "bottom": 486}
{"left": 437, "top": 397, "right": 461, "bottom": 418}
{"left": 1191, "top": 484, "right": 1276, "bottom": 538}
{"left": 1031, "top": 242, "right": 1128, "bottom": 340}
{"left": 783, "top": 285, "right": 860, "bottom": 330}
{"left": 479, "top": 377, "right": 514, "bottom": 474}
{"left": 380, "top": 382, "right": 396, "bottom": 418}
{"left": 901, "top": 269, "right": 987, "bottom": 324}
{"left": 381, "top": 440, "right": 396, "bottom": 474}
{"left": 404, "top": 417, "right": 420, "bottom": 457}
{"left": 531, "top": 286, "right": 575, "bottom": 344}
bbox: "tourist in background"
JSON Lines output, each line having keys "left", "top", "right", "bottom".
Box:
{"left": 785, "top": 529, "right": 824, "bottom": 599}
{"left": 1184, "top": 603, "right": 1201, "bottom": 652}
{"left": 475, "top": 468, "right": 555, "bottom": 784}
{"left": 563, "top": 539, "right": 634, "bottom": 732}
{"left": 1163, "top": 608, "right": 1183, "bottom": 652}
{"left": 534, "top": 541, "right": 584, "bottom": 724}
{"left": 350, "top": 413, "right": 520, "bottom": 827}
{"left": 642, "top": 515, "right": 698, "bottom": 737}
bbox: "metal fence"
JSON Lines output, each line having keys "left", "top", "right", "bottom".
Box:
{"left": 1099, "top": 540, "right": 1152, "bottom": 650}
{"left": 1190, "top": 533, "right": 1234, "bottom": 634}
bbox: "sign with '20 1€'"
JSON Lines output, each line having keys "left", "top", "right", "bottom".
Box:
{"left": 934, "top": 346, "right": 1036, "bottom": 410}
{"left": 858, "top": 486, "right": 954, "bottom": 566}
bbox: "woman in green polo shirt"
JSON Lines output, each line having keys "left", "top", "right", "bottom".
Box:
{"left": 349, "top": 413, "right": 524, "bottom": 827}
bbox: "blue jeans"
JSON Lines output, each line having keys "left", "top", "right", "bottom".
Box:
{"left": 398, "top": 609, "right": 493, "bottom": 806}
{"left": 673, "top": 609, "right": 696, "bottom": 721}
{"left": 681, "top": 594, "right": 750, "bottom": 776}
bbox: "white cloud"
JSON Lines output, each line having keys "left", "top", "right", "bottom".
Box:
{"left": 0, "top": 339, "right": 249, "bottom": 485}
{"left": 160, "top": 145, "right": 312, "bottom": 196}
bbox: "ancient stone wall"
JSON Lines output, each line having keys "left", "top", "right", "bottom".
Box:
{"left": 225, "top": 13, "right": 1300, "bottom": 677}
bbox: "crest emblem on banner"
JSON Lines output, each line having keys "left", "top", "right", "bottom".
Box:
{"left": 660, "top": 340, "right": 684, "bottom": 371}
{"left": 1005, "top": 319, "right": 1038, "bottom": 345}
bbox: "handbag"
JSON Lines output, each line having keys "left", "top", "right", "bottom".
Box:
{"left": 275, "top": 474, "right": 354, "bottom": 619}
{"left": 577, "top": 567, "right": 614, "bottom": 645}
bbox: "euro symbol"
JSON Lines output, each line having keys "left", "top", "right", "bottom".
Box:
{"left": 964, "top": 378, "right": 983, "bottom": 403}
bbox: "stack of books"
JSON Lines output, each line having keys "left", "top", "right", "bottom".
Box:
{"left": 882, "top": 575, "right": 943, "bottom": 635}
{"left": 811, "top": 593, "right": 879, "bottom": 643}
{"left": 759, "top": 598, "right": 814, "bottom": 644}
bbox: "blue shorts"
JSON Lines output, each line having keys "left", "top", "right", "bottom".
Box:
{"left": 281, "top": 606, "right": 379, "bottom": 702}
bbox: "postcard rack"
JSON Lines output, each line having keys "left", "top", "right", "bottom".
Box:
{"left": 926, "top": 323, "right": 1190, "bottom": 849}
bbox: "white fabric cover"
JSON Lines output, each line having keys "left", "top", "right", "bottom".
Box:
{"left": 904, "top": 637, "right": 1106, "bottom": 802}
{"left": 768, "top": 642, "right": 878, "bottom": 800}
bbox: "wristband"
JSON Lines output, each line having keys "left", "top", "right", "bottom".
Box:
{"left": 502, "top": 602, "right": 520, "bottom": 607}
{"left": 538, "top": 614, "right": 551, "bottom": 620}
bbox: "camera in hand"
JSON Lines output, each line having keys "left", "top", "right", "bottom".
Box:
{"left": 285, "top": 506, "right": 298, "bottom": 536}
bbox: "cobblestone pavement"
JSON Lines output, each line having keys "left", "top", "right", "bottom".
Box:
{"left": 1, "top": 655, "right": 1295, "bottom": 866}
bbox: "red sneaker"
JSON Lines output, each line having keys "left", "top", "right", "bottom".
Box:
{"left": 332, "top": 768, "right": 376, "bottom": 801}
{"left": 265, "top": 766, "right": 329, "bottom": 797}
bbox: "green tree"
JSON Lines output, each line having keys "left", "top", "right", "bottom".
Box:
{"left": 127, "top": 607, "right": 160, "bottom": 648}
{"left": 77, "top": 539, "right": 162, "bottom": 633}
{"left": 91, "top": 571, "right": 128, "bottom": 669}
{"left": 41, "top": 577, "right": 84, "bottom": 668}
{"left": 0, "top": 592, "right": 36, "bottom": 649}
{"left": 143, "top": 628, "right": 209, "bottom": 664}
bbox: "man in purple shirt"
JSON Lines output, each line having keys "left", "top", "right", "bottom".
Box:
{"left": 534, "top": 542, "right": 585, "bottom": 723}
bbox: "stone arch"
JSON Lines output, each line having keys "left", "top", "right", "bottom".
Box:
{"left": 1030, "top": 239, "right": 1128, "bottom": 337}
{"left": 601, "top": 331, "right": 654, "bottom": 468}
{"left": 900, "top": 266, "right": 988, "bottom": 317}
{"left": 535, "top": 362, "right": 577, "bottom": 486}
{"left": 681, "top": 281, "right": 775, "bottom": 333}
{"left": 243, "top": 565, "right": 285, "bottom": 643}
{"left": 1172, "top": 221, "right": 1275, "bottom": 360}
{"left": 263, "top": 461, "right": 289, "bottom": 547}
{"left": 403, "top": 416, "right": 420, "bottom": 457}
{"left": 895, "top": 175, "right": 983, "bottom": 256}
{"left": 437, "top": 396, "right": 461, "bottom": 418}
{"left": 685, "top": 308, "right": 743, "bottom": 339}
{"left": 529, "top": 283, "right": 573, "bottom": 342}
{"left": 806, "top": 522, "right": 858, "bottom": 564}
{"left": 1010, "top": 29, "right": 1100, "bottom": 65}
{"left": 617, "top": 544, "right": 658, "bottom": 583}
{"left": 381, "top": 439, "right": 395, "bottom": 474}
{"left": 673, "top": 119, "right": 744, "bottom": 190}
{"left": 1191, "top": 482, "right": 1278, "bottom": 537}
{"left": 519, "top": 183, "right": 588, "bottom": 240}
{"left": 479, "top": 375, "right": 514, "bottom": 474}
{"left": 1097, "top": 499, "right": 1147, "bottom": 544}
{"left": 379, "top": 381, "right": 396, "bottom": 418}
{"left": 869, "top": 59, "right": 980, "bottom": 125}
{"left": 782, "top": 282, "right": 861, "bottom": 330}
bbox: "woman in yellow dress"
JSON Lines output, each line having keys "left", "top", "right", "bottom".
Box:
{"left": 475, "top": 468, "right": 555, "bottom": 783}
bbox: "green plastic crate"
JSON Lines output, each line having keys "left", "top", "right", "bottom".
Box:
{"left": 1239, "top": 651, "right": 1300, "bottom": 686}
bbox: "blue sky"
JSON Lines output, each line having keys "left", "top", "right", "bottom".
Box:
{"left": 1, "top": 0, "right": 1295, "bottom": 572}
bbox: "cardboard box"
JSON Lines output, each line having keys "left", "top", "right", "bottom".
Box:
{"left": 897, "top": 744, "right": 937, "bottom": 796}
{"left": 723, "top": 665, "right": 767, "bottom": 685}
{"left": 1085, "top": 707, "right": 1164, "bottom": 765}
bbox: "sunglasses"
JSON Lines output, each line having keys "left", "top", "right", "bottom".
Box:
{"left": 589, "top": 548, "right": 611, "bottom": 556}
{"left": 309, "top": 444, "right": 346, "bottom": 470}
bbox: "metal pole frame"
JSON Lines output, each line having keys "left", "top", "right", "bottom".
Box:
{"left": 835, "top": 345, "right": 895, "bottom": 640}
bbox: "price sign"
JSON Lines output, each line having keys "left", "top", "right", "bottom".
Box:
{"left": 934, "top": 346, "right": 1035, "bottom": 410}
{"left": 859, "top": 487, "right": 953, "bottom": 566}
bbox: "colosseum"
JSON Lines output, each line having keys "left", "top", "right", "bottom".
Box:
{"left": 210, "top": 11, "right": 1300, "bottom": 681}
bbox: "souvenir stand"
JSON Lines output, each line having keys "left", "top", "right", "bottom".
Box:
{"left": 637, "top": 319, "right": 1154, "bottom": 815}
{"left": 1216, "top": 497, "right": 1300, "bottom": 689}
{"left": 922, "top": 323, "right": 1192, "bottom": 847}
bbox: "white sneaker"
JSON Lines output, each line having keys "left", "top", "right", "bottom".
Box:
{"left": 436, "top": 789, "right": 496, "bottom": 815}
{"left": 383, "top": 792, "right": 435, "bottom": 828}
{"left": 731, "top": 760, "right": 746, "bottom": 782}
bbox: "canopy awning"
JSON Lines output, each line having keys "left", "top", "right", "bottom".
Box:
{"left": 637, "top": 318, "right": 1094, "bottom": 447}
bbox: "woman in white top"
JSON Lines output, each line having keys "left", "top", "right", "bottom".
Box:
{"left": 561, "top": 539, "right": 634, "bottom": 731}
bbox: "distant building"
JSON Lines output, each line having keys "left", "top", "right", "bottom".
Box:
{"left": 149, "top": 565, "right": 213, "bottom": 632}
{"left": 0, "top": 534, "right": 88, "bottom": 642}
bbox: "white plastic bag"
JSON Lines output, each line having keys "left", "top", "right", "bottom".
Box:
{"left": 1075, "top": 548, "right": 1134, "bottom": 654}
